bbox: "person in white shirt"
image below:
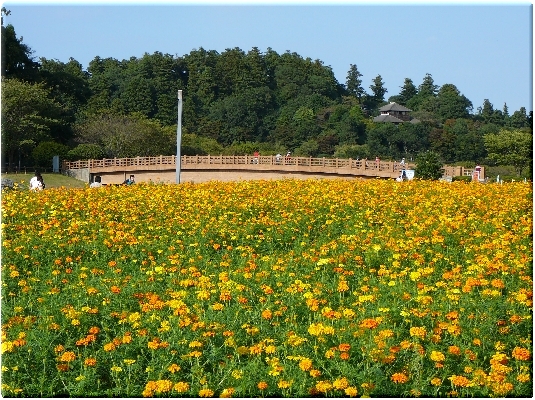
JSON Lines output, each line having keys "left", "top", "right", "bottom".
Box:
{"left": 90, "top": 176, "right": 102, "bottom": 188}
{"left": 29, "top": 172, "right": 44, "bottom": 191}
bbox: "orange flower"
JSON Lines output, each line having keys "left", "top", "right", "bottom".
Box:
{"left": 110, "top": 286, "right": 121, "bottom": 294}
{"left": 88, "top": 326, "right": 100, "bottom": 335}
{"left": 391, "top": 372, "right": 409, "bottom": 383}
{"left": 257, "top": 381, "right": 268, "bottom": 390}
{"left": 338, "top": 343, "right": 351, "bottom": 352}
{"left": 84, "top": 357, "right": 97, "bottom": 367}
{"left": 261, "top": 309, "right": 273, "bottom": 320}
{"left": 340, "top": 352, "right": 350, "bottom": 360}
{"left": 59, "top": 351, "right": 76, "bottom": 362}
{"left": 448, "top": 375, "right": 471, "bottom": 387}
{"left": 448, "top": 345, "right": 461, "bottom": 356}
{"left": 512, "top": 347, "right": 531, "bottom": 361}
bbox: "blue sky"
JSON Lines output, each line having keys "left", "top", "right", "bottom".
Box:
{"left": 3, "top": 1, "right": 533, "bottom": 113}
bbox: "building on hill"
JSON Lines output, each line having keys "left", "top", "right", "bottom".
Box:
{"left": 373, "top": 102, "right": 420, "bottom": 124}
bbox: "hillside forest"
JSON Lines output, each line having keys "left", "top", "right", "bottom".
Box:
{"left": 1, "top": 9, "right": 533, "bottom": 177}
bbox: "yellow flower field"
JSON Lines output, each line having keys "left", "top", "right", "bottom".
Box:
{"left": 1, "top": 179, "right": 532, "bottom": 397}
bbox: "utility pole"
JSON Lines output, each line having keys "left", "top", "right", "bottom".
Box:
{"left": 176, "top": 90, "right": 183, "bottom": 184}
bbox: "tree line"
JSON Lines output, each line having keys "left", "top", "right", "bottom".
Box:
{"left": 1, "top": 9, "right": 532, "bottom": 177}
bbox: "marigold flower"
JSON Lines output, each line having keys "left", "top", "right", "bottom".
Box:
{"left": 84, "top": 357, "right": 97, "bottom": 367}
{"left": 261, "top": 309, "right": 273, "bottom": 320}
{"left": 173, "top": 382, "right": 190, "bottom": 393}
{"left": 344, "top": 386, "right": 358, "bottom": 397}
{"left": 333, "top": 377, "right": 349, "bottom": 390}
{"left": 448, "top": 375, "right": 471, "bottom": 387}
{"left": 391, "top": 372, "right": 409, "bottom": 383}
{"left": 167, "top": 363, "right": 181, "bottom": 373}
{"left": 103, "top": 342, "right": 116, "bottom": 352}
{"left": 198, "top": 388, "right": 214, "bottom": 397}
{"left": 512, "top": 346, "right": 531, "bottom": 361}
{"left": 59, "top": 351, "right": 76, "bottom": 362}
{"left": 409, "top": 326, "right": 426, "bottom": 339}
{"left": 315, "top": 380, "right": 332, "bottom": 393}
{"left": 430, "top": 350, "right": 445, "bottom": 362}
{"left": 430, "top": 377, "right": 442, "bottom": 386}
{"left": 257, "top": 381, "right": 268, "bottom": 390}
{"left": 448, "top": 345, "right": 461, "bottom": 355}
{"left": 299, "top": 358, "right": 313, "bottom": 371}
{"left": 277, "top": 380, "right": 291, "bottom": 389}
{"left": 220, "top": 387, "right": 235, "bottom": 398}
{"left": 338, "top": 343, "right": 351, "bottom": 352}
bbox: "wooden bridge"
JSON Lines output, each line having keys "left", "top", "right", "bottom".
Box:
{"left": 62, "top": 155, "right": 483, "bottom": 185}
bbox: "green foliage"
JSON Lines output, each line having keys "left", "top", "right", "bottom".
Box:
{"left": 32, "top": 141, "right": 70, "bottom": 168}
{"left": 483, "top": 128, "right": 532, "bottom": 176}
{"left": 293, "top": 139, "right": 320, "bottom": 157}
{"left": 73, "top": 112, "right": 175, "bottom": 158}
{"left": 67, "top": 144, "right": 106, "bottom": 161}
{"left": 451, "top": 175, "right": 472, "bottom": 182}
{"left": 333, "top": 143, "right": 370, "bottom": 159}
{"left": 414, "top": 150, "right": 444, "bottom": 180}
{"left": 1, "top": 78, "right": 64, "bottom": 171}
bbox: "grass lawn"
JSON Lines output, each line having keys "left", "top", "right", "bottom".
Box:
{"left": 1, "top": 172, "right": 87, "bottom": 189}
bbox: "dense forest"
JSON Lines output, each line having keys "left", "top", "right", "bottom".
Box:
{"left": 1, "top": 9, "right": 532, "bottom": 176}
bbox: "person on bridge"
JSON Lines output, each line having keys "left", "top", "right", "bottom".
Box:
{"left": 253, "top": 151, "right": 259, "bottom": 164}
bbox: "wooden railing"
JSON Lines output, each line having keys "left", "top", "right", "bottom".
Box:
{"left": 61, "top": 155, "right": 483, "bottom": 179}
{"left": 63, "top": 155, "right": 414, "bottom": 172}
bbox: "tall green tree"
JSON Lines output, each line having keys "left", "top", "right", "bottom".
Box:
{"left": 1, "top": 78, "right": 63, "bottom": 170}
{"left": 484, "top": 128, "right": 532, "bottom": 176}
{"left": 425, "top": 83, "right": 473, "bottom": 121}
{"left": 369, "top": 74, "right": 387, "bottom": 105}
{"left": 345, "top": 64, "right": 364, "bottom": 100}
{"left": 406, "top": 73, "right": 438, "bottom": 111}
{"left": 1, "top": 9, "right": 39, "bottom": 81}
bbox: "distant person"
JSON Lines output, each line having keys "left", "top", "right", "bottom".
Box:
{"left": 90, "top": 176, "right": 102, "bottom": 188}
{"left": 29, "top": 171, "right": 44, "bottom": 191}
{"left": 124, "top": 175, "right": 135, "bottom": 185}
{"left": 400, "top": 158, "right": 405, "bottom": 166}
{"left": 375, "top": 156, "right": 380, "bottom": 169}
{"left": 275, "top": 153, "right": 282, "bottom": 164}
{"left": 253, "top": 151, "right": 259, "bottom": 164}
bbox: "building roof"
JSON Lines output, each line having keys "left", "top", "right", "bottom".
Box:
{"left": 379, "top": 102, "right": 412, "bottom": 112}
{"left": 373, "top": 114, "right": 404, "bottom": 123}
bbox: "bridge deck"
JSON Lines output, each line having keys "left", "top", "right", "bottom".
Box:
{"left": 62, "top": 155, "right": 481, "bottom": 184}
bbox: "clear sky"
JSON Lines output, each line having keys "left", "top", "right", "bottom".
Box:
{"left": 3, "top": 1, "right": 533, "bottom": 114}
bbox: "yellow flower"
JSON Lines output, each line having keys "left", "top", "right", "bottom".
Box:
{"left": 220, "top": 387, "right": 235, "bottom": 398}
{"left": 409, "top": 326, "right": 426, "bottom": 339}
{"left": 123, "top": 359, "right": 136, "bottom": 365}
{"left": 299, "top": 358, "right": 313, "bottom": 371}
{"left": 277, "top": 380, "right": 292, "bottom": 389}
{"left": 198, "top": 388, "right": 214, "bottom": 397}
{"left": 173, "top": 382, "right": 190, "bottom": 393}
{"left": 430, "top": 377, "right": 442, "bottom": 386}
{"left": 333, "top": 377, "right": 349, "bottom": 390}
{"left": 110, "top": 366, "right": 122, "bottom": 373}
{"left": 430, "top": 351, "right": 445, "bottom": 362}
{"left": 344, "top": 386, "right": 358, "bottom": 397}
